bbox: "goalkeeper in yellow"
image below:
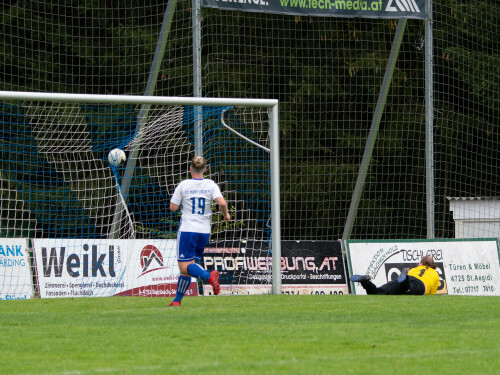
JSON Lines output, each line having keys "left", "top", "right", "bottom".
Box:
{"left": 351, "top": 255, "right": 440, "bottom": 295}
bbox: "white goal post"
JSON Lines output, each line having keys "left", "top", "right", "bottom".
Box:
{"left": 0, "top": 91, "right": 282, "bottom": 296}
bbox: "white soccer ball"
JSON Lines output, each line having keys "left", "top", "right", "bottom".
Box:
{"left": 108, "top": 148, "right": 127, "bottom": 167}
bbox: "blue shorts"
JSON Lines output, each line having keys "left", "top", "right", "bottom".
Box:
{"left": 176, "top": 231, "right": 210, "bottom": 262}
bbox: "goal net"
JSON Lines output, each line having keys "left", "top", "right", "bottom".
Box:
{"left": 196, "top": 2, "right": 500, "bottom": 240}
{"left": 1, "top": 2, "right": 499, "bottom": 263}
{"left": 0, "top": 92, "right": 279, "bottom": 299}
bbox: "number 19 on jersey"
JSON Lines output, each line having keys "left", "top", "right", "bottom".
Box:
{"left": 191, "top": 197, "right": 206, "bottom": 215}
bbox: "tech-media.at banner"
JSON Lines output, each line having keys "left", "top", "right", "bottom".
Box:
{"left": 32, "top": 239, "right": 198, "bottom": 298}
{"left": 346, "top": 239, "right": 500, "bottom": 296}
{"left": 203, "top": 240, "right": 348, "bottom": 295}
{"left": 201, "top": 0, "right": 427, "bottom": 20}
{"left": 0, "top": 238, "right": 34, "bottom": 300}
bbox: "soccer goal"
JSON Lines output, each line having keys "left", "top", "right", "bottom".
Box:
{"left": 0, "top": 91, "right": 281, "bottom": 299}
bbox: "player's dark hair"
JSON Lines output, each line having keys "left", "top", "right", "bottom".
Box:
{"left": 420, "top": 255, "right": 436, "bottom": 269}
{"left": 191, "top": 156, "right": 206, "bottom": 173}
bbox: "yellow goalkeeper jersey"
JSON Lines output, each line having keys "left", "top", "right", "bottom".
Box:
{"left": 408, "top": 265, "right": 440, "bottom": 295}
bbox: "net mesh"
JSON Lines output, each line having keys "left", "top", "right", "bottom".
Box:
{"left": 0, "top": 99, "right": 272, "bottom": 297}
{"left": 1, "top": 2, "right": 499, "bottom": 246}
{"left": 433, "top": 1, "right": 500, "bottom": 238}
{"left": 201, "top": 12, "right": 428, "bottom": 240}
{"left": 0, "top": 1, "right": 191, "bottom": 96}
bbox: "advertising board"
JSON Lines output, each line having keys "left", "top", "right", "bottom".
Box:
{"left": 346, "top": 239, "right": 500, "bottom": 296}
{"left": 32, "top": 239, "right": 197, "bottom": 298}
{"left": 203, "top": 240, "right": 348, "bottom": 295}
{"left": 201, "top": 0, "right": 427, "bottom": 20}
{"left": 280, "top": 241, "right": 348, "bottom": 295}
{"left": 0, "top": 238, "right": 34, "bottom": 300}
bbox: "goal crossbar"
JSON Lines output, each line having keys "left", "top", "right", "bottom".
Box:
{"left": 0, "top": 91, "right": 278, "bottom": 108}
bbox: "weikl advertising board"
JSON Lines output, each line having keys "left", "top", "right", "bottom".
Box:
{"left": 0, "top": 238, "right": 35, "bottom": 300}
{"left": 346, "top": 239, "right": 500, "bottom": 296}
{"left": 203, "top": 240, "right": 348, "bottom": 295}
{"left": 32, "top": 239, "right": 198, "bottom": 298}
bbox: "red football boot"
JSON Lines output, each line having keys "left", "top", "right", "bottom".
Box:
{"left": 207, "top": 270, "right": 220, "bottom": 295}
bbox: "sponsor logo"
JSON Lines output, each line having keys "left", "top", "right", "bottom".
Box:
{"left": 0, "top": 245, "right": 23, "bottom": 257}
{"left": 385, "top": 0, "right": 420, "bottom": 13}
{"left": 384, "top": 262, "right": 448, "bottom": 294}
{"left": 40, "top": 244, "right": 116, "bottom": 278}
{"left": 0, "top": 244, "right": 26, "bottom": 267}
{"left": 139, "top": 245, "right": 167, "bottom": 277}
{"left": 204, "top": 247, "right": 240, "bottom": 253}
{"left": 0, "top": 295, "right": 28, "bottom": 300}
{"left": 204, "top": 256, "right": 272, "bottom": 271}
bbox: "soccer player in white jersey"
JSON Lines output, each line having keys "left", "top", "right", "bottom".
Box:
{"left": 168, "top": 156, "right": 230, "bottom": 306}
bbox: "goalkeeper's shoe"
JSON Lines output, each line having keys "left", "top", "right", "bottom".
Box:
{"left": 168, "top": 301, "right": 181, "bottom": 307}
{"left": 350, "top": 275, "right": 371, "bottom": 283}
{"left": 208, "top": 270, "right": 221, "bottom": 295}
{"left": 397, "top": 268, "right": 409, "bottom": 283}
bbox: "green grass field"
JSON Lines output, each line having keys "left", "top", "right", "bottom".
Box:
{"left": 1, "top": 295, "right": 499, "bottom": 375}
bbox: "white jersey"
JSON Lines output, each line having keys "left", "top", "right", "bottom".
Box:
{"left": 170, "top": 178, "right": 223, "bottom": 234}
